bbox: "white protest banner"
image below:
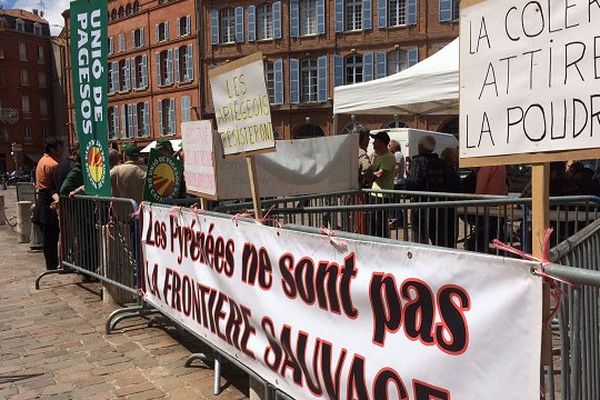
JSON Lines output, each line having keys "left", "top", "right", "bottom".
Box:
{"left": 209, "top": 52, "right": 275, "bottom": 157}
{"left": 141, "top": 204, "right": 542, "bottom": 399}
{"left": 215, "top": 134, "right": 358, "bottom": 200}
{"left": 181, "top": 121, "right": 217, "bottom": 198}
{"left": 460, "top": 0, "right": 600, "bottom": 162}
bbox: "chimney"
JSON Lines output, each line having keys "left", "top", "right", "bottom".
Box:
{"left": 33, "top": 9, "right": 38, "bottom": 15}
{"left": 40, "top": 11, "right": 44, "bottom": 17}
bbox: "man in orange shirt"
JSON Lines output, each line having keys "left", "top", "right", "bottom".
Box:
{"left": 34, "top": 138, "right": 65, "bottom": 270}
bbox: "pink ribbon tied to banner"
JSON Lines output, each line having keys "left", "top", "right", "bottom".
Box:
{"left": 320, "top": 228, "right": 349, "bottom": 253}
{"left": 231, "top": 204, "right": 282, "bottom": 228}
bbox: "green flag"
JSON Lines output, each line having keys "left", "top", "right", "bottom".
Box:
{"left": 70, "top": 0, "right": 111, "bottom": 196}
{"left": 143, "top": 149, "right": 183, "bottom": 204}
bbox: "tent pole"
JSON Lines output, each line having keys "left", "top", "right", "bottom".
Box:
{"left": 332, "top": 114, "right": 339, "bottom": 135}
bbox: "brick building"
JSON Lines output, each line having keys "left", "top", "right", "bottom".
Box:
{"left": 0, "top": 9, "right": 56, "bottom": 172}
{"left": 202, "top": 0, "right": 460, "bottom": 139}
{"left": 64, "top": 0, "right": 200, "bottom": 148}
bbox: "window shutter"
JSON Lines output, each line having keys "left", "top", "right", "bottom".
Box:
{"left": 363, "top": 0, "right": 372, "bottom": 30}
{"left": 165, "top": 21, "right": 170, "bottom": 40}
{"left": 113, "top": 106, "right": 120, "bottom": 136}
{"left": 143, "top": 102, "right": 150, "bottom": 137}
{"left": 141, "top": 28, "right": 145, "bottom": 46}
{"left": 113, "top": 62, "right": 120, "bottom": 91}
{"left": 181, "top": 96, "right": 190, "bottom": 122}
{"left": 335, "top": 0, "right": 344, "bottom": 32}
{"left": 121, "top": 104, "right": 126, "bottom": 137}
{"left": 317, "top": 55, "right": 328, "bottom": 103}
{"left": 131, "top": 30, "right": 135, "bottom": 47}
{"left": 290, "top": 59, "right": 299, "bottom": 104}
{"left": 119, "top": 33, "right": 125, "bottom": 52}
{"left": 186, "top": 45, "right": 193, "bottom": 81}
{"left": 109, "top": 62, "right": 115, "bottom": 92}
{"left": 274, "top": 58, "right": 284, "bottom": 105}
{"left": 408, "top": 0, "right": 417, "bottom": 25}
{"left": 211, "top": 9, "right": 219, "bottom": 44}
{"left": 155, "top": 24, "right": 159, "bottom": 42}
{"left": 133, "top": 104, "right": 139, "bottom": 137}
{"left": 177, "top": 17, "right": 181, "bottom": 37}
{"left": 158, "top": 101, "right": 164, "bottom": 136}
{"left": 127, "top": 104, "right": 133, "bottom": 138}
{"left": 408, "top": 47, "right": 419, "bottom": 67}
{"left": 378, "top": 0, "right": 387, "bottom": 28}
{"left": 235, "top": 6, "right": 244, "bottom": 43}
{"left": 334, "top": 54, "right": 344, "bottom": 86}
{"left": 166, "top": 49, "right": 173, "bottom": 84}
{"left": 142, "top": 55, "right": 148, "bottom": 88}
{"left": 248, "top": 6, "right": 256, "bottom": 42}
{"left": 376, "top": 51, "right": 387, "bottom": 78}
{"left": 169, "top": 99, "right": 176, "bottom": 135}
{"left": 317, "top": 0, "right": 326, "bottom": 35}
{"left": 290, "top": 0, "right": 299, "bottom": 38}
{"left": 174, "top": 48, "right": 180, "bottom": 83}
{"left": 439, "top": 0, "right": 452, "bottom": 21}
{"left": 130, "top": 57, "right": 137, "bottom": 89}
{"left": 155, "top": 52, "right": 162, "bottom": 85}
{"left": 109, "top": 37, "right": 114, "bottom": 54}
{"left": 273, "top": 2, "right": 282, "bottom": 39}
{"left": 124, "top": 59, "right": 131, "bottom": 91}
{"left": 363, "top": 52, "right": 373, "bottom": 81}
{"left": 186, "top": 16, "right": 191, "bottom": 34}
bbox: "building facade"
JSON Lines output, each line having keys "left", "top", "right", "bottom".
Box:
{"left": 0, "top": 9, "right": 56, "bottom": 172}
{"left": 202, "top": 0, "right": 460, "bottom": 139}
{"left": 64, "top": 0, "right": 200, "bottom": 148}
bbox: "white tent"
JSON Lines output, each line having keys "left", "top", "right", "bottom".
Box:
{"left": 333, "top": 39, "right": 459, "bottom": 116}
{"left": 140, "top": 139, "right": 182, "bottom": 154}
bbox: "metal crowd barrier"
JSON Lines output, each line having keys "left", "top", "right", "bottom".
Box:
{"left": 15, "top": 182, "right": 36, "bottom": 202}
{"left": 546, "top": 218, "right": 600, "bottom": 400}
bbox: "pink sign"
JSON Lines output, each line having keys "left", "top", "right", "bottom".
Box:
{"left": 181, "top": 121, "right": 217, "bottom": 198}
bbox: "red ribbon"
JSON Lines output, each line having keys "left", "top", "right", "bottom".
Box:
{"left": 320, "top": 228, "right": 349, "bottom": 253}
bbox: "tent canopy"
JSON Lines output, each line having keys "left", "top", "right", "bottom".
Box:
{"left": 140, "top": 139, "right": 182, "bottom": 154}
{"left": 333, "top": 39, "right": 459, "bottom": 116}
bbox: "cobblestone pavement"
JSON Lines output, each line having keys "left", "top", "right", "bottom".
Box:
{"left": 0, "top": 187, "right": 248, "bottom": 399}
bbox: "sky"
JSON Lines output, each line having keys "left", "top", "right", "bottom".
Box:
{"left": 1, "top": 0, "right": 70, "bottom": 35}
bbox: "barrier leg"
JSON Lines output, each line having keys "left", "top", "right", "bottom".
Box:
{"left": 105, "top": 304, "right": 145, "bottom": 334}
{"left": 214, "top": 354, "right": 222, "bottom": 396}
{"left": 184, "top": 353, "right": 210, "bottom": 368}
{"left": 250, "top": 376, "right": 266, "bottom": 400}
{"left": 34, "top": 266, "right": 74, "bottom": 290}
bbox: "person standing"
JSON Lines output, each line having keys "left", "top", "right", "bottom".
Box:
{"left": 388, "top": 140, "right": 405, "bottom": 190}
{"left": 356, "top": 127, "right": 373, "bottom": 189}
{"left": 369, "top": 131, "right": 395, "bottom": 237}
{"left": 34, "top": 138, "right": 64, "bottom": 271}
{"left": 110, "top": 143, "right": 147, "bottom": 204}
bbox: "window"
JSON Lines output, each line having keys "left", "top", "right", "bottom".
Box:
{"left": 33, "top": 22, "right": 42, "bottom": 35}
{"left": 159, "top": 98, "right": 176, "bottom": 136}
{"left": 133, "top": 55, "right": 148, "bottom": 89}
{"left": 108, "top": 37, "right": 114, "bottom": 55}
{"left": 220, "top": 8, "right": 235, "bottom": 43}
{"left": 37, "top": 46, "right": 45, "bottom": 63}
{"left": 133, "top": 1, "right": 140, "bottom": 13}
{"left": 301, "top": 59, "right": 318, "bottom": 102}
{"left": 24, "top": 126, "right": 32, "bottom": 142}
{"left": 133, "top": 28, "right": 145, "bottom": 48}
{"left": 440, "top": 0, "right": 460, "bottom": 21}
{"left": 178, "top": 15, "right": 191, "bottom": 37}
{"left": 40, "top": 98, "right": 48, "bottom": 116}
{"left": 157, "top": 49, "right": 173, "bottom": 85}
{"left": 20, "top": 69, "right": 29, "bottom": 86}
{"left": 16, "top": 18, "right": 25, "bottom": 31}
{"left": 385, "top": 119, "right": 407, "bottom": 129}
{"left": 22, "top": 96, "right": 30, "bottom": 114}
{"left": 38, "top": 72, "right": 46, "bottom": 88}
{"left": 19, "top": 43, "right": 27, "bottom": 61}
{"left": 119, "top": 59, "right": 130, "bottom": 91}
{"left": 42, "top": 126, "right": 49, "bottom": 137}
{"left": 264, "top": 61, "right": 275, "bottom": 103}
{"left": 136, "top": 102, "right": 149, "bottom": 137}
{"left": 345, "top": 0, "right": 362, "bottom": 31}
{"left": 300, "top": 0, "right": 318, "bottom": 36}
{"left": 181, "top": 96, "right": 191, "bottom": 122}
{"left": 345, "top": 55, "right": 363, "bottom": 84}
{"left": 389, "top": 0, "right": 407, "bottom": 26}
{"left": 177, "top": 45, "right": 194, "bottom": 83}
{"left": 108, "top": 106, "right": 118, "bottom": 139}
{"left": 157, "top": 22, "right": 169, "bottom": 42}
{"left": 122, "top": 104, "right": 132, "bottom": 138}
{"left": 118, "top": 6, "right": 124, "bottom": 19}
{"left": 111, "top": 9, "right": 117, "bottom": 20}
{"left": 126, "top": 3, "right": 132, "bottom": 15}
{"left": 387, "top": 50, "right": 407, "bottom": 75}
{"left": 453, "top": 0, "right": 460, "bottom": 20}
{"left": 257, "top": 4, "right": 273, "bottom": 40}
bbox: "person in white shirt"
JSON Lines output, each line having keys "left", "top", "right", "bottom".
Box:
{"left": 389, "top": 140, "right": 405, "bottom": 190}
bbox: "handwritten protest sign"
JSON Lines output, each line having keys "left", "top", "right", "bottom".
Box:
{"left": 460, "top": 0, "right": 600, "bottom": 163}
{"left": 142, "top": 204, "right": 542, "bottom": 400}
{"left": 209, "top": 52, "right": 275, "bottom": 157}
{"left": 181, "top": 121, "right": 217, "bottom": 199}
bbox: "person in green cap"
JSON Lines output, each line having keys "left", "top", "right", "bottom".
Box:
{"left": 110, "top": 143, "right": 146, "bottom": 203}
{"left": 155, "top": 139, "right": 174, "bottom": 157}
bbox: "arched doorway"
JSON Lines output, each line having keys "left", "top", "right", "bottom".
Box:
{"left": 438, "top": 117, "right": 459, "bottom": 138}
{"left": 293, "top": 124, "right": 325, "bottom": 139}
{"left": 382, "top": 119, "right": 408, "bottom": 129}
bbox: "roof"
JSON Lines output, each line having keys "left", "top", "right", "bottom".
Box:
{"left": 0, "top": 9, "right": 49, "bottom": 24}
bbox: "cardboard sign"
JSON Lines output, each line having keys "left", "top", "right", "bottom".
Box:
{"left": 181, "top": 121, "right": 217, "bottom": 199}
{"left": 70, "top": 0, "right": 111, "bottom": 195}
{"left": 209, "top": 52, "right": 276, "bottom": 157}
{"left": 142, "top": 204, "right": 542, "bottom": 400}
{"left": 460, "top": 0, "right": 600, "bottom": 164}
{"left": 143, "top": 149, "right": 183, "bottom": 204}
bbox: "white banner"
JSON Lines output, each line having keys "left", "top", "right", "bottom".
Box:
{"left": 460, "top": 0, "right": 600, "bottom": 159}
{"left": 142, "top": 204, "right": 542, "bottom": 399}
{"left": 209, "top": 53, "right": 275, "bottom": 156}
{"left": 182, "top": 121, "right": 217, "bottom": 198}
{"left": 215, "top": 134, "right": 358, "bottom": 200}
